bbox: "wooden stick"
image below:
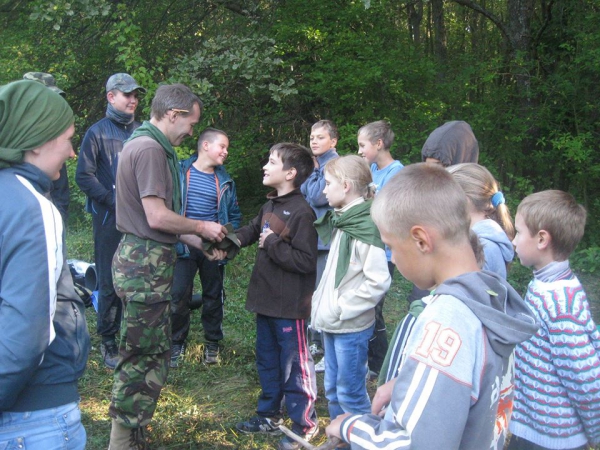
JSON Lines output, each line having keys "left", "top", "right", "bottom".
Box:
{"left": 278, "top": 424, "right": 316, "bottom": 450}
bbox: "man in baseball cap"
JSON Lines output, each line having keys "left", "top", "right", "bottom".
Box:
{"left": 75, "top": 73, "right": 145, "bottom": 370}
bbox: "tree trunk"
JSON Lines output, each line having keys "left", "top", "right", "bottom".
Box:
{"left": 431, "top": 0, "right": 447, "bottom": 62}
{"left": 407, "top": 0, "right": 423, "bottom": 46}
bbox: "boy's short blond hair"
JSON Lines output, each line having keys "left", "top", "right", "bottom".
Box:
{"left": 517, "top": 190, "right": 586, "bottom": 260}
{"left": 372, "top": 163, "right": 471, "bottom": 244}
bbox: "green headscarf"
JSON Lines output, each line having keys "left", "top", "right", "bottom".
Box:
{"left": 127, "top": 121, "right": 182, "bottom": 213}
{"left": 0, "top": 80, "right": 74, "bottom": 169}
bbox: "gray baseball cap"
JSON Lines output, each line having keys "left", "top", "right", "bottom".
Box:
{"left": 105, "top": 73, "right": 146, "bottom": 94}
{"left": 22, "top": 72, "right": 65, "bottom": 97}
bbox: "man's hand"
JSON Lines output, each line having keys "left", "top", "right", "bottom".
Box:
{"left": 197, "top": 221, "right": 227, "bottom": 242}
{"left": 179, "top": 234, "right": 203, "bottom": 250}
{"left": 326, "top": 412, "right": 352, "bottom": 440}
{"left": 371, "top": 377, "right": 397, "bottom": 416}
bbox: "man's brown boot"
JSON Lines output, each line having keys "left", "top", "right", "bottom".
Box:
{"left": 108, "top": 419, "right": 148, "bottom": 450}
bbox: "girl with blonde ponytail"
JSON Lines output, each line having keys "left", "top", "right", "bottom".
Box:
{"left": 447, "top": 163, "right": 515, "bottom": 278}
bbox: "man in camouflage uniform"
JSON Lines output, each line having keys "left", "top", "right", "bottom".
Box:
{"left": 109, "top": 83, "right": 227, "bottom": 449}
{"left": 22, "top": 72, "right": 70, "bottom": 224}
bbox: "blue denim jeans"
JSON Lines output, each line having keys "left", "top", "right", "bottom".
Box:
{"left": 323, "top": 325, "right": 374, "bottom": 419}
{"left": 0, "top": 401, "right": 86, "bottom": 450}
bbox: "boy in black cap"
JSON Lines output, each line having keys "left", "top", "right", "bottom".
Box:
{"left": 75, "top": 73, "right": 146, "bottom": 369}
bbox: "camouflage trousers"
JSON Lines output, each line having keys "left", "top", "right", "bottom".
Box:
{"left": 109, "top": 233, "right": 176, "bottom": 428}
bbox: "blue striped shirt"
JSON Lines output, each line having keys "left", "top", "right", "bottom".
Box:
{"left": 185, "top": 166, "right": 218, "bottom": 222}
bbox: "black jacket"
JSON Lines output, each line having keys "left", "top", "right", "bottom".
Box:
{"left": 236, "top": 189, "right": 317, "bottom": 319}
{"left": 76, "top": 116, "right": 140, "bottom": 211}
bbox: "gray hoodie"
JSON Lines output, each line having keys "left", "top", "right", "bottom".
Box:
{"left": 338, "top": 271, "right": 538, "bottom": 450}
{"left": 473, "top": 219, "right": 514, "bottom": 279}
{"left": 421, "top": 120, "right": 479, "bottom": 166}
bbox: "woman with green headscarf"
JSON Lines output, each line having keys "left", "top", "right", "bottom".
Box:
{"left": 0, "top": 80, "right": 90, "bottom": 450}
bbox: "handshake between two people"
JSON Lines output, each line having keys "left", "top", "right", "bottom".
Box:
{"left": 181, "top": 221, "right": 241, "bottom": 262}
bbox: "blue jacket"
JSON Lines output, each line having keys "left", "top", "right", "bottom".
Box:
{"left": 300, "top": 149, "right": 339, "bottom": 251}
{"left": 176, "top": 154, "right": 242, "bottom": 258}
{"left": 0, "top": 164, "right": 90, "bottom": 412}
{"left": 75, "top": 116, "right": 140, "bottom": 213}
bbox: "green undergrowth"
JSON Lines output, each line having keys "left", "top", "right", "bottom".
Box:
{"left": 68, "top": 229, "right": 599, "bottom": 449}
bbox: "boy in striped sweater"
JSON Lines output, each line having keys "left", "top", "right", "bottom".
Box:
{"left": 509, "top": 190, "right": 600, "bottom": 450}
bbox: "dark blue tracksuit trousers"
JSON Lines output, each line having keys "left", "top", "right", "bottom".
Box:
{"left": 255, "top": 314, "right": 318, "bottom": 436}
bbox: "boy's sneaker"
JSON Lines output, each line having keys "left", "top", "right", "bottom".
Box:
{"left": 170, "top": 342, "right": 185, "bottom": 368}
{"left": 277, "top": 425, "right": 319, "bottom": 450}
{"left": 314, "top": 356, "right": 325, "bottom": 373}
{"left": 236, "top": 415, "right": 283, "bottom": 435}
{"left": 204, "top": 341, "right": 220, "bottom": 364}
{"left": 101, "top": 340, "right": 119, "bottom": 370}
{"left": 309, "top": 343, "right": 323, "bottom": 357}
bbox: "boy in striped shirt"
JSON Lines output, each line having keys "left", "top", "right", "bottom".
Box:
{"left": 170, "top": 128, "right": 241, "bottom": 367}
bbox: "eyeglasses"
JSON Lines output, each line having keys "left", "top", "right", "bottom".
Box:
{"left": 170, "top": 108, "right": 189, "bottom": 114}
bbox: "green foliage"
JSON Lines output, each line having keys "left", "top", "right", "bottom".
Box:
{"left": 571, "top": 247, "right": 600, "bottom": 274}
{"left": 3, "top": 0, "right": 600, "bottom": 246}
{"left": 29, "top": 0, "right": 111, "bottom": 29}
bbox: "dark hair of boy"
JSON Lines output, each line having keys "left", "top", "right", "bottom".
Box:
{"left": 311, "top": 119, "right": 339, "bottom": 140}
{"left": 197, "top": 127, "right": 228, "bottom": 148}
{"left": 517, "top": 190, "right": 587, "bottom": 260}
{"left": 270, "top": 142, "right": 314, "bottom": 187}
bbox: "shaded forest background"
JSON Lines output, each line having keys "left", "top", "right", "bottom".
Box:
{"left": 2, "top": 0, "right": 600, "bottom": 251}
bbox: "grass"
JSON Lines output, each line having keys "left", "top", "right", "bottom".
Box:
{"left": 67, "top": 227, "right": 600, "bottom": 449}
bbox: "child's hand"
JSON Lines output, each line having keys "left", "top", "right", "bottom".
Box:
{"left": 371, "top": 378, "right": 396, "bottom": 416}
{"left": 258, "top": 228, "right": 274, "bottom": 248}
{"left": 326, "top": 413, "right": 351, "bottom": 440}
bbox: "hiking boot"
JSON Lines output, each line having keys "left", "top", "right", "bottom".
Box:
{"left": 101, "top": 340, "right": 119, "bottom": 370}
{"left": 170, "top": 342, "right": 185, "bottom": 368}
{"left": 204, "top": 341, "right": 220, "bottom": 365}
{"left": 108, "top": 419, "right": 149, "bottom": 450}
{"left": 314, "top": 356, "right": 325, "bottom": 373}
{"left": 236, "top": 415, "right": 283, "bottom": 435}
{"left": 277, "top": 425, "right": 319, "bottom": 450}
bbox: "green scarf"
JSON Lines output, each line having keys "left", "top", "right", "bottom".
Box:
{"left": 0, "top": 80, "right": 74, "bottom": 169}
{"left": 314, "top": 199, "right": 384, "bottom": 288}
{"left": 128, "top": 120, "right": 182, "bottom": 213}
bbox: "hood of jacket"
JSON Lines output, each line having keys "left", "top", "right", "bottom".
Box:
{"left": 472, "top": 219, "right": 514, "bottom": 264}
{"left": 6, "top": 162, "right": 53, "bottom": 195}
{"left": 435, "top": 271, "right": 538, "bottom": 357}
{"left": 421, "top": 121, "right": 479, "bottom": 166}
